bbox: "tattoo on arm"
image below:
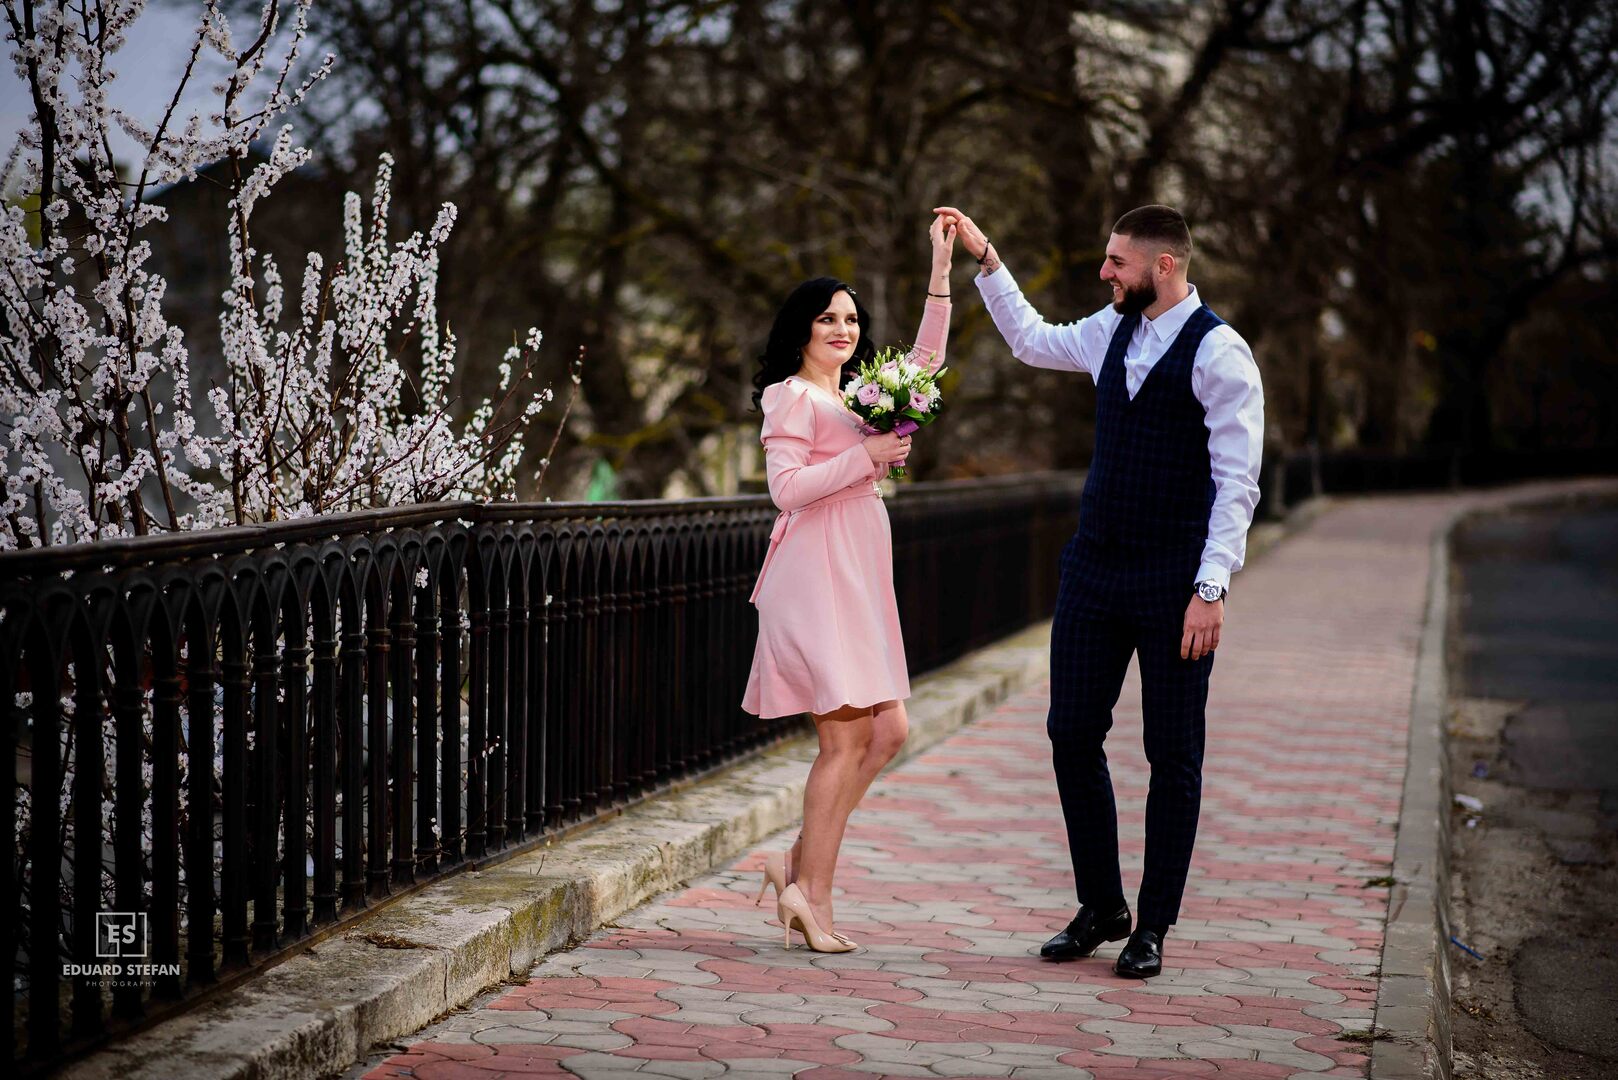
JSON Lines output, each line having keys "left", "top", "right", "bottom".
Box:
{"left": 978, "top": 252, "right": 1002, "bottom": 277}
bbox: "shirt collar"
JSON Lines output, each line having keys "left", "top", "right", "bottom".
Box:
{"left": 1142, "top": 283, "right": 1202, "bottom": 342}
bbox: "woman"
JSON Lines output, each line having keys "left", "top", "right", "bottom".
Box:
{"left": 742, "top": 214, "right": 956, "bottom": 952}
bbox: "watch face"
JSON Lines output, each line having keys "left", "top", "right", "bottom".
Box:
{"left": 1198, "top": 582, "right": 1222, "bottom": 602}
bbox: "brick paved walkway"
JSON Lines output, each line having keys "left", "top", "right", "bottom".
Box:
{"left": 358, "top": 497, "right": 1457, "bottom": 1080}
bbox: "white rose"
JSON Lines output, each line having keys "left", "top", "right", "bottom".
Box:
{"left": 878, "top": 368, "right": 901, "bottom": 391}
{"left": 900, "top": 361, "right": 922, "bottom": 380}
{"left": 878, "top": 392, "right": 895, "bottom": 411}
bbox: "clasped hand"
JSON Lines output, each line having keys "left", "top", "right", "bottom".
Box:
{"left": 863, "top": 430, "right": 912, "bottom": 466}
{"left": 932, "top": 206, "right": 987, "bottom": 261}
{"left": 929, "top": 212, "right": 956, "bottom": 269}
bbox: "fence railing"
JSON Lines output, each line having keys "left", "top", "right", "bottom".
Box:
{"left": 1, "top": 471, "right": 1081, "bottom": 1070}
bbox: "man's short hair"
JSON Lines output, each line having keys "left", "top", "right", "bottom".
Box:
{"left": 1112, "top": 204, "right": 1192, "bottom": 262}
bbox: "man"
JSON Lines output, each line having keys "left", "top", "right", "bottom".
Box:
{"left": 934, "top": 204, "right": 1264, "bottom": 978}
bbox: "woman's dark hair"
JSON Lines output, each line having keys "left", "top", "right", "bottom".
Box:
{"left": 752, "top": 276, "right": 874, "bottom": 410}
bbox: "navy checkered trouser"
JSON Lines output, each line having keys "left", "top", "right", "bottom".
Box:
{"left": 1047, "top": 533, "right": 1214, "bottom": 928}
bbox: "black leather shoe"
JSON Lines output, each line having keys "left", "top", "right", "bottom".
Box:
{"left": 1039, "top": 904, "right": 1131, "bottom": 961}
{"left": 1114, "top": 928, "right": 1164, "bottom": 978}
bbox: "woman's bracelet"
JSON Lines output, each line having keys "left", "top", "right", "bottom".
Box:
{"left": 927, "top": 291, "right": 951, "bottom": 299}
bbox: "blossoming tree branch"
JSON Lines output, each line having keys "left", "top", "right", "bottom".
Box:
{"left": 0, "top": 0, "right": 572, "bottom": 550}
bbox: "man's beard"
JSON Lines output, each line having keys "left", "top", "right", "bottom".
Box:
{"left": 1113, "top": 277, "right": 1157, "bottom": 316}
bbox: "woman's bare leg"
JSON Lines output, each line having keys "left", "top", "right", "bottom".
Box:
{"left": 852, "top": 699, "right": 908, "bottom": 807}
{"left": 788, "top": 700, "right": 908, "bottom": 884}
{"left": 794, "top": 705, "right": 873, "bottom": 934}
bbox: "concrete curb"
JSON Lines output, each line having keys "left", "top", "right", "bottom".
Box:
{"left": 1370, "top": 508, "right": 1457, "bottom": 1080}
{"left": 59, "top": 623, "right": 1053, "bottom": 1080}
{"left": 1370, "top": 478, "right": 1618, "bottom": 1079}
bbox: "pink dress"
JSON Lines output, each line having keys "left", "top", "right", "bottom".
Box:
{"left": 741, "top": 299, "right": 951, "bottom": 718}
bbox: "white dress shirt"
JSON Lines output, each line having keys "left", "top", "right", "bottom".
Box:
{"left": 976, "top": 265, "right": 1265, "bottom": 592}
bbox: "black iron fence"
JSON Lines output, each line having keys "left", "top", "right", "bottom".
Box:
{"left": 1, "top": 472, "right": 1080, "bottom": 1070}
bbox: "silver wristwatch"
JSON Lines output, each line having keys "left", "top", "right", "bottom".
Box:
{"left": 1195, "top": 580, "right": 1226, "bottom": 603}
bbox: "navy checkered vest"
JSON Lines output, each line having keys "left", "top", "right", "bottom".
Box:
{"left": 1078, "top": 304, "right": 1225, "bottom": 551}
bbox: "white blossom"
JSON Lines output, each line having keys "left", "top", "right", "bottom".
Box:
{"left": 0, "top": 0, "right": 556, "bottom": 549}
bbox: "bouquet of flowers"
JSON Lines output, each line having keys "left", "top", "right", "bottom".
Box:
{"left": 842, "top": 346, "right": 947, "bottom": 479}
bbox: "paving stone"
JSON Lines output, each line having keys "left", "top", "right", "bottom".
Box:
{"left": 548, "top": 1033, "right": 639, "bottom": 1051}
{"left": 724, "top": 992, "right": 808, "bottom": 1008}
{"left": 559, "top": 1050, "right": 648, "bottom": 1076}
{"left": 730, "top": 1009, "right": 828, "bottom": 1028}
{"left": 1174, "top": 1039, "right": 1258, "bottom": 1059}
{"left": 838, "top": 1064, "right": 937, "bottom": 1077}
{"left": 698, "top": 1058, "right": 809, "bottom": 1075}
{"left": 549, "top": 1009, "right": 643, "bottom": 1024}
{"left": 617, "top": 1062, "right": 728, "bottom": 1079}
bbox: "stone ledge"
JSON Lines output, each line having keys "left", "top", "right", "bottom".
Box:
{"left": 58, "top": 622, "right": 1051, "bottom": 1080}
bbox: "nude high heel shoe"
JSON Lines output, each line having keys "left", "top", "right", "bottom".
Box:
{"left": 777, "top": 883, "right": 857, "bottom": 953}
{"left": 754, "top": 852, "right": 788, "bottom": 906}
{"left": 753, "top": 832, "right": 803, "bottom": 906}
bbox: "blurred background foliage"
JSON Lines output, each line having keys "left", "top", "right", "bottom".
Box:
{"left": 157, "top": 0, "right": 1618, "bottom": 500}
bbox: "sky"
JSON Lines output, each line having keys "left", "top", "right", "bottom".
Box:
{"left": 2, "top": 3, "right": 241, "bottom": 174}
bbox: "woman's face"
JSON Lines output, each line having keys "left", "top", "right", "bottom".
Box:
{"left": 801, "top": 289, "right": 859, "bottom": 371}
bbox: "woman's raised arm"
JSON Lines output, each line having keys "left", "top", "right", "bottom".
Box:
{"left": 909, "top": 213, "right": 955, "bottom": 372}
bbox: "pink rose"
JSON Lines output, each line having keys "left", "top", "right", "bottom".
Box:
{"left": 910, "top": 389, "right": 933, "bottom": 413}
{"left": 857, "top": 382, "right": 881, "bottom": 406}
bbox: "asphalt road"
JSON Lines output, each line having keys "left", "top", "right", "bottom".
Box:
{"left": 1454, "top": 501, "right": 1618, "bottom": 803}
{"left": 1450, "top": 497, "right": 1618, "bottom": 1072}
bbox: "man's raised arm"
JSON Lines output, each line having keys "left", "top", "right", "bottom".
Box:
{"left": 933, "top": 206, "right": 1112, "bottom": 379}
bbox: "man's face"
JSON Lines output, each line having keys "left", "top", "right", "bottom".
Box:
{"left": 1099, "top": 233, "right": 1157, "bottom": 316}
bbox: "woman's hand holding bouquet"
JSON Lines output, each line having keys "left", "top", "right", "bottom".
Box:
{"left": 843, "top": 346, "right": 946, "bottom": 479}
